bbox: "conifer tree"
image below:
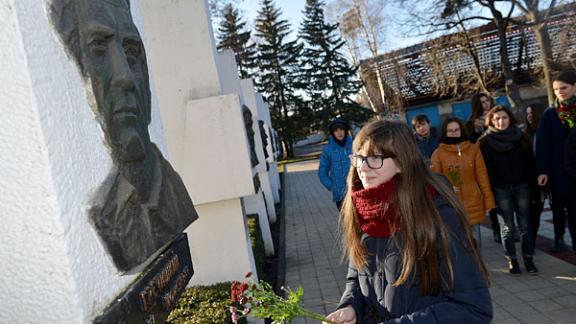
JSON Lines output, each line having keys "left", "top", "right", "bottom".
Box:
{"left": 254, "top": 0, "right": 304, "bottom": 158}
{"left": 299, "top": 0, "right": 364, "bottom": 128}
{"left": 216, "top": 4, "right": 257, "bottom": 79}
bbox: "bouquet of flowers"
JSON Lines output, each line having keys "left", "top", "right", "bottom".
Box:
{"left": 229, "top": 272, "right": 335, "bottom": 324}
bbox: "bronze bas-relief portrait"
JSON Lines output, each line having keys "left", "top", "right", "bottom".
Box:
{"left": 242, "top": 106, "right": 259, "bottom": 168}
{"left": 49, "top": 0, "right": 198, "bottom": 271}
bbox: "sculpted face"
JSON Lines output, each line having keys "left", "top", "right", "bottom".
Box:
{"left": 77, "top": 0, "right": 151, "bottom": 163}
{"left": 242, "top": 106, "right": 258, "bottom": 167}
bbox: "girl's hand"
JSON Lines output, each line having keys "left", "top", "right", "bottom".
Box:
{"left": 324, "top": 305, "right": 356, "bottom": 324}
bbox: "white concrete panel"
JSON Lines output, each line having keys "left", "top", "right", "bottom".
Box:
{"left": 243, "top": 191, "right": 275, "bottom": 256}
{"left": 187, "top": 199, "right": 258, "bottom": 285}
{"left": 217, "top": 49, "right": 246, "bottom": 102}
{"left": 259, "top": 172, "right": 277, "bottom": 223}
{"left": 182, "top": 94, "right": 255, "bottom": 205}
{"left": 0, "top": 0, "right": 171, "bottom": 322}
{"left": 269, "top": 163, "right": 281, "bottom": 204}
{"left": 241, "top": 79, "right": 258, "bottom": 116}
{"left": 139, "top": 0, "right": 223, "bottom": 165}
{"left": 255, "top": 92, "right": 273, "bottom": 127}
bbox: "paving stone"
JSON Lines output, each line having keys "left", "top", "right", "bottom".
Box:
{"left": 528, "top": 299, "right": 563, "bottom": 313}
{"left": 282, "top": 160, "right": 576, "bottom": 324}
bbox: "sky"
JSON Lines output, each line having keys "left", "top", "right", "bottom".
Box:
{"left": 237, "top": 0, "right": 306, "bottom": 37}
{"left": 231, "top": 0, "right": 532, "bottom": 59}
{"left": 234, "top": 0, "right": 430, "bottom": 56}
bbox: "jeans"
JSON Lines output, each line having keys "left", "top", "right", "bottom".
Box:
{"left": 550, "top": 189, "right": 576, "bottom": 251}
{"left": 493, "top": 182, "right": 535, "bottom": 259}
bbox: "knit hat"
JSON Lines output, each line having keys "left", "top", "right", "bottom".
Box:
{"left": 328, "top": 118, "right": 349, "bottom": 135}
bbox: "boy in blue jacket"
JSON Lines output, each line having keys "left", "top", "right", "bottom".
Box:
{"left": 318, "top": 119, "right": 353, "bottom": 210}
{"left": 412, "top": 114, "right": 439, "bottom": 160}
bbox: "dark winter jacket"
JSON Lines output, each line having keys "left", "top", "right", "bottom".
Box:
{"left": 479, "top": 130, "right": 535, "bottom": 187}
{"left": 414, "top": 128, "right": 439, "bottom": 160}
{"left": 318, "top": 136, "right": 353, "bottom": 202}
{"left": 337, "top": 195, "right": 492, "bottom": 323}
{"left": 566, "top": 126, "right": 576, "bottom": 182}
{"left": 535, "top": 107, "right": 572, "bottom": 201}
{"left": 465, "top": 120, "right": 483, "bottom": 144}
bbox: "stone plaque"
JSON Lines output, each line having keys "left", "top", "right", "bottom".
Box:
{"left": 94, "top": 234, "right": 193, "bottom": 324}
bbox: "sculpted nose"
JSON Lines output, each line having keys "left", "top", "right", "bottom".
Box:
{"left": 110, "top": 45, "right": 136, "bottom": 91}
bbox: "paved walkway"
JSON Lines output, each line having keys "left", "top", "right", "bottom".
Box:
{"left": 283, "top": 160, "right": 576, "bottom": 324}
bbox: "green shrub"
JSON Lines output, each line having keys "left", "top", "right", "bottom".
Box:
{"left": 247, "top": 214, "right": 265, "bottom": 277}
{"left": 167, "top": 282, "right": 247, "bottom": 323}
{"left": 167, "top": 216, "right": 265, "bottom": 323}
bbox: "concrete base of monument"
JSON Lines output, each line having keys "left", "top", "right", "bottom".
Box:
{"left": 186, "top": 198, "right": 259, "bottom": 286}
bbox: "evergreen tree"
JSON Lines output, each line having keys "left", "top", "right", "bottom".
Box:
{"left": 216, "top": 4, "right": 257, "bottom": 79}
{"left": 254, "top": 0, "right": 304, "bottom": 158}
{"left": 299, "top": 0, "right": 364, "bottom": 129}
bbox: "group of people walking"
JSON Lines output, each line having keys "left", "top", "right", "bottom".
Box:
{"left": 317, "top": 71, "right": 576, "bottom": 323}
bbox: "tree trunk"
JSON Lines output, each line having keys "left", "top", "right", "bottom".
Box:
{"left": 374, "top": 65, "right": 387, "bottom": 113}
{"left": 495, "top": 21, "right": 524, "bottom": 112}
{"left": 533, "top": 22, "right": 555, "bottom": 106}
{"left": 285, "top": 138, "right": 294, "bottom": 158}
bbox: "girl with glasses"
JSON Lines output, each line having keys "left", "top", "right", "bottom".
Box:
{"left": 324, "top": 120, "right": 491, "bottom": 324}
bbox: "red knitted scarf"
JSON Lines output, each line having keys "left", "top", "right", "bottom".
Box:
{"left": 351, "top": 175, "right": 401, "bottom": 237}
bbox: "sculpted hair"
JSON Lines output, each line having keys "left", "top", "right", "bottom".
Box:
{"left": 48, "top": 0, "right": 151, "bottom": 125}
{"left": 49, "top": 0, "right": 84, "bottom": 73}
{"left": 49, "top": 0, "right": 132, "bottom": 73}
{"left": 340, "top": 120, "right": 488, "bottom": 295}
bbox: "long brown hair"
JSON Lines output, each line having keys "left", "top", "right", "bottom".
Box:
{"left": 469, "top": 93, "right": 494, "bottom": 123}
{"left": 525, "top": 103, "right": 546, "bottom": 135}
{"left": 340, "top": 120, "right": 488, "bottom": 295}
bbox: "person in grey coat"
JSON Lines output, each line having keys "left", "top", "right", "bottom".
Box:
{"left": 325, "top": 121, "right": 492, "bottom": 324}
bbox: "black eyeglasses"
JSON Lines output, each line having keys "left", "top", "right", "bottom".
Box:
{"left": 349, "top": 154, "right": 394, "bottom": 169}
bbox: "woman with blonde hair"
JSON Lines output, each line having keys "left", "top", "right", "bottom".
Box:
{"left": 324, "top": 121, "right": 492, "bottom": 324}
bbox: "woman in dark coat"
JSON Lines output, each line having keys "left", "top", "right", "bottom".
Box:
{"left": 525, "top": 103, "right": 547, "bottom": 240}
{"left": 536, "top": 70, "right": 576, "bottom": 252}
{"left": 324, "top": 121, "right": 492, "bottom": 324}
{"left": 479, "top": 106, "right": 538, "bottom": 275}
{"left": 566, "top": 126, "right": 576, "bottom": 181}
